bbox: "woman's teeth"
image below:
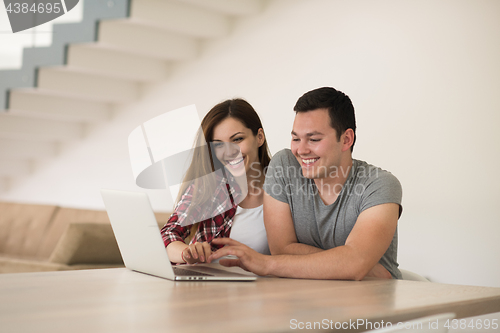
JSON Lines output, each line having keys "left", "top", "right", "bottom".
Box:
{"left": 228, "top": 157, "right": 244, "bottom": 166}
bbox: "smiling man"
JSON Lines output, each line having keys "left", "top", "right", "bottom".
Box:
{"left": 209, "top": 87, "right": 403, "bottom": 280}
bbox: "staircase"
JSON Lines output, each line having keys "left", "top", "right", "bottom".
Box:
{"left": 0, "top": 0, "right": 263, "bottom": 191}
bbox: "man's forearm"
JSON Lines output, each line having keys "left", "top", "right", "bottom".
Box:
{"left": 265, "top": 246, "right": 371, "bottom": 281}
{"left": 280, "top": 242, "right": 323, "bottom": 255}
{"left": 210, "top": 238, "right": 382, "bottom": 280}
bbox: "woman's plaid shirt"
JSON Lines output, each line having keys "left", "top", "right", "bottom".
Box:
{"left": 160, "top": 174, "right": 243, "bottom": 251}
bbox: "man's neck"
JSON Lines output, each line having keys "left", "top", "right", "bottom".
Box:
{"left": 314, "top": 157, "right": 353, "bottom": 206}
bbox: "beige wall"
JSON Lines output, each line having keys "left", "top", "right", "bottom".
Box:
{"left": 2, "top": 0, "right": 499, "bottom": 287}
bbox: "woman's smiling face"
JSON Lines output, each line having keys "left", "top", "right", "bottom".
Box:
{"left": 211, "top": 117, "right": 264, "bottom": 178}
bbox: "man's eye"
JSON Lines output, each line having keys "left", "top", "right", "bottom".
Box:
{"left": 292, "top": 138, "right": 300, "bottom": 142}
{"left": 310, "top": 139, "right": 321, "bottom": 142}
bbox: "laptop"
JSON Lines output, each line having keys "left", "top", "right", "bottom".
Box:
{"left": 100, "top": 189, "right": 256, "bottom": 281}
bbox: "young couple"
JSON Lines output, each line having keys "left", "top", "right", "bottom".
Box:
{"left": 161, "top": 87, "right": 403, "bottom": 280}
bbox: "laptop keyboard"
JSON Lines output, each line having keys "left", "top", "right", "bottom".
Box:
{"left": 173, "top": 267, "right": 213, "bottom": 276}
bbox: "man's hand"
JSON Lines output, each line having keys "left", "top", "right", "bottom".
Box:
{"left": 208, "top": 238, "right": 271, "bottom": 276}
{"left": 182, "top": 241, "right": 212, "bottom": 264}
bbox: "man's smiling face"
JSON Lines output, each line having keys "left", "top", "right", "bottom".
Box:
{"left": 291, "top": 108, "right": 346, "bottom": 180}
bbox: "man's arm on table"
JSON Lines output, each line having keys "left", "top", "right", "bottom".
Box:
{"left": 209, "top": 194, "right": 399, "bottom": 280}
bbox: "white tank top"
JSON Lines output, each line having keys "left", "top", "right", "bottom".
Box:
{"left": 230, "top": 205, "right": 270, "bottom": 255}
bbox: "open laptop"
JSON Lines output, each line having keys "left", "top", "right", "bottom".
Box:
{"left": 100, "top": 189, "right": 256, "bottom": 281}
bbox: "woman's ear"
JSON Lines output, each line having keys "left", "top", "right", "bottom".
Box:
{"left": 257, "top": 128, "right": 265, "bottom": 147}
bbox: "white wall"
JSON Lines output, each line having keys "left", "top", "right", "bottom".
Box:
{"left": 2, "top": 0, "right": 499, "bottom": 288}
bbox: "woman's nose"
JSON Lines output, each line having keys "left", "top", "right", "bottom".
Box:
{"left": 225, "top": 142, "right": 240, "bottom": 157}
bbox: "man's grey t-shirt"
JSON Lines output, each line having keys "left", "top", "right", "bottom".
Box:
{"left": 263, "top": 149, "right": 403, "bottom": 279}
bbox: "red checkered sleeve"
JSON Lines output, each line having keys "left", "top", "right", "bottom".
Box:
{"left": 160, "top": 183, "right": 199, "bottom": 247}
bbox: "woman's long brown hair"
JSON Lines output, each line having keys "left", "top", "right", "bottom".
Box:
{"left": 175, "top": 99, "right": 271, "bottom": 241}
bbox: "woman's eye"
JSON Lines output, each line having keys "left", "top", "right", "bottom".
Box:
{"left": 233, "top": 137, "right": 243, "bottom": 143}
{"left": 213, "top": 142, "right": 224, "bottom": 148}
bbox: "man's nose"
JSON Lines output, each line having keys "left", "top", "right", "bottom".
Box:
{"left": 296, "top": 140, "right": 310, "bottom": 155}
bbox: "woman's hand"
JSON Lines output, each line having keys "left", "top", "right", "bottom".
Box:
{"left": 182, "top": 242, "right": 213, "bottom": 264}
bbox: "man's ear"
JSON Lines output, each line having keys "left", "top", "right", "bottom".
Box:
{"left": 341, "top": 129, "right": 355, "bottom": 152}
{"left": 257, "top": 128, "right": 266, "bottom": 147}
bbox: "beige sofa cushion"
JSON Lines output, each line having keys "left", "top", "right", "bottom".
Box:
{"left": 37, "top": 208, "right": 111, "bottom": 260}
{"left": 49, "top": 211, "right": 171, "bottom": 265}
{"left": 0, "top": 202, "right": 58, "bottom": 259}
{"left": 49, "top": 222, "right": 123, "bottom": 265}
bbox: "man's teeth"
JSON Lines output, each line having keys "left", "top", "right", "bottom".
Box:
{"left": 228, "top": 157, "right": 244, "bottom": 165}
{"left": 302, "top": 158, "right": 319, "bottom": 164}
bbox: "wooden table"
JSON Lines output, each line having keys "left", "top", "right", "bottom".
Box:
{"left": 1, "top": 267, "right": 499, "bottom": 333}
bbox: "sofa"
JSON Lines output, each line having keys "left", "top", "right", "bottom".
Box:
{"left": 0, "top": 201, "right": 170, "bottom": 273}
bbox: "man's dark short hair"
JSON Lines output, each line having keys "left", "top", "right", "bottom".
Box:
{"left": 294, "top": 87, "right": 356, "bottom": 151}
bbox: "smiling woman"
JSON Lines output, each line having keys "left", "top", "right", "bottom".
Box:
{"left": 212, "top": 117, "right": 265, "bottom": 180}
{"left": 160, "top": 99, "right": 272, "bottom": 265}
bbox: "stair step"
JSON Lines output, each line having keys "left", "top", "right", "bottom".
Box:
{"left": 37, "top": 67, "right": 139, "bottom": 103}
{"left": 181, "top": 0, "right": 263, "bottom": 16}
{"left": 51, "top": 0, "right": 129, "bottom": 46}
{"left": 0, "top": 69, "right": 36, "bottom": 110}
{"left": 22, "top": 46, "right": 65, "bottom": 70}
{"left": 9, "top": 89, "right": 111, "bottom": 123}
{"left": 131, "top": 0, "right": 229, "bottom": 38}
{"left": 0, "top": 138, "right": 57, "bottom": 159}
{"left": 67, "top": 44, "right": 169, "bottom": 82}
{"left": 98, "top": 19, "right": 198, "bottom": 60}
{"left": 0, "top": 0, "right": 130, "bottom": 110}
{"left": 0, "top": 113, "right": 83, "bottom": 141}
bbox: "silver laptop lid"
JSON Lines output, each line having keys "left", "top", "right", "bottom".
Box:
{"left": 100, "top": 189, "right": 176, "bottom": 280}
